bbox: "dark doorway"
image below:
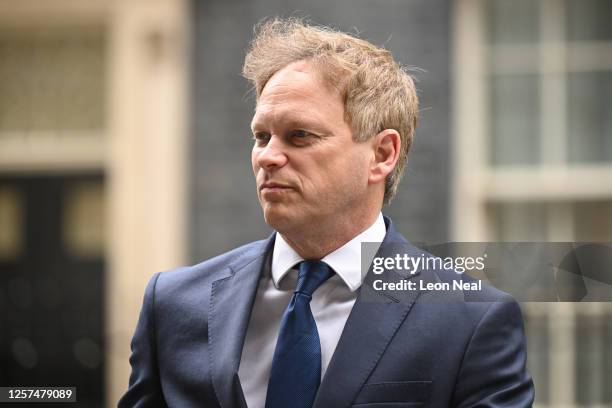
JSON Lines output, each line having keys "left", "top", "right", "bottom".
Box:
{"left": 0, "top": 174, "right": 105, "bottom": 407}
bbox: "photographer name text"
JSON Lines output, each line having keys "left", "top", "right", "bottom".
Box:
{"left": 372, "top": 279, "right": 482, "bottom": 292}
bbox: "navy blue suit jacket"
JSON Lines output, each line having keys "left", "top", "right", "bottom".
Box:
{"left": 119, "top": 218, "right": 534, "bottom": 407}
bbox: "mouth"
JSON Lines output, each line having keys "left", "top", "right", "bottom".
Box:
{"left": 259, "top": 181, "right": 293, "bottom": 201}
{"left": 259, "top": 182, "right": 293, "bottom": 194}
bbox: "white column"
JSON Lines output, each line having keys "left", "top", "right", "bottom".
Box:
{"left": 106, "top": 0, "right": 189, "bottom": 404}
{"left": 452, "top": 0, "right": 489, "bottom": 241}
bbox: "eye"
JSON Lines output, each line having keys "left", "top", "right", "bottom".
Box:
{"left": 289, "top": 129, "right": 316, "bottom": 145}
{"left": 253, "top": 131, "right": 271, "bottom": 145}
{"left": 291, "top": 129, "right": 308, "bottom": 138}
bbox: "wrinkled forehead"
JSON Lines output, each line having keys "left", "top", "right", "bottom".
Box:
{"left": 251, "top": 61, "right": 345, "bottom": 128}
{"left": 256, "top": 58, "right": 346, "bottom": 103}
{"left": 251, "top": 101, "right": 330, "bottom": 132}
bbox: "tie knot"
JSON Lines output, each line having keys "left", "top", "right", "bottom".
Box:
{"left": 295, "top": 261, "right": 334, "bottom": 297}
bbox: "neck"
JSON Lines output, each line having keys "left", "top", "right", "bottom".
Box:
{"left": 280, "top": 211, "right": 380, "bottom": 260}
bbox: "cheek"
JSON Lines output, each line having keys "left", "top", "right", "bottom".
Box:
{"left": 318, "top": 157, "right": 362, "bottom": 192}
{"left": 342, "top": 148, "right": 369, "bottom": 177}
{"left": 251, "top": 150, "right": 259, "bottom": 174}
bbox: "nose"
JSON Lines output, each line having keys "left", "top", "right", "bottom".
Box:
{"left": 254, "top": 136, "right": 288, "bottom": 170}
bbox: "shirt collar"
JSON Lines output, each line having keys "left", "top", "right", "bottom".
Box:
{"left": 271, "top": 213, "right": 386, "bottom": 292}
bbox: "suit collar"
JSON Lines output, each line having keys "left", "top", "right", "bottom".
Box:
{"left": 208, "top": 234, "right": 275, "bottom": 408}
{"left": 313, "top": 216, "right": 429, "bottom": 408}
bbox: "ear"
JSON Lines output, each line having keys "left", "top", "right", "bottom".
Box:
{"left": 368, "top": 129, "right": 401, "bottom": 185}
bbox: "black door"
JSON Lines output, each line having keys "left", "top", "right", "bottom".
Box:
{"left": 0, "top": 174, "right": 104, "bottom": 407}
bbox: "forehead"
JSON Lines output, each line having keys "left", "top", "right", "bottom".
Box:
{"left": 251, "top": 61, "right": 343, "bottom": 126}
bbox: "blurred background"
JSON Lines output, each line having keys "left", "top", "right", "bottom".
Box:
{"left": 0, "top": 0, "right": 610, "bottom": 406}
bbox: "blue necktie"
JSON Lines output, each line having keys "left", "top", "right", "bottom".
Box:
{"left": 265, "top": 260, "right": 334, "bottom": 408}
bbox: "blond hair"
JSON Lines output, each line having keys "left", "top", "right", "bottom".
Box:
{"left": 242, "top": 17, "right": 419, "bottom": 204}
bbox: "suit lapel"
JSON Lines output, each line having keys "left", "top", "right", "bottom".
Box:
{"left": 208, "top": 235, "right": 275, "bottom": 408}
{"left": 314, "top": 219, "right": 428, "bottom": 408}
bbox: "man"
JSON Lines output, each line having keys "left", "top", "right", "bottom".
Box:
{"left": 119, "top": 18, "right": 534, "bottom": 408}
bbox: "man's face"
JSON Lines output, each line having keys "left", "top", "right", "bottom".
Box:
{"left": 251, "top": 61, "right": 372, "bottom": 234}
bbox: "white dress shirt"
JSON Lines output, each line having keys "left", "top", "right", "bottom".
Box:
{"left": 237, "top": 213, "right": 386, "bottom": 408}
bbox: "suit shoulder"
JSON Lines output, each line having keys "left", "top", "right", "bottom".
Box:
{"left": 153, "top": 237, "right": 272, "bottom": 292}
{"left": 434, "top": 267, "right": 514, "bottom": 303}
{"left": 407, "top": 243, "right": 514, "bottom": 303}
{"left": 418, "top": 266, "right": 524, "bottom": 341}
{"left": 190, "top": 238, "right": 271, "bottom": 274}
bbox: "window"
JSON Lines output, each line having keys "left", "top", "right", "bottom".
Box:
{"left": 455, "top": 1, "right": 612, "bottom": 406}
{"left": 0, "top": 29, "right": 106, "bottom": 170}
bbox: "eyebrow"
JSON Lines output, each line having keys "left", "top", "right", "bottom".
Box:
{"left": 250, "top": 113, "right": 327, "bottom": 134}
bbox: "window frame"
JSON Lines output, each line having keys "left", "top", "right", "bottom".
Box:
{"left": 453, "top": 1, "right": 612, "bottom": 407}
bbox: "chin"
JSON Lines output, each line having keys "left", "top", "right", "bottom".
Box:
{"left": 262, "top": 204, "right": 300, "bottom": 233}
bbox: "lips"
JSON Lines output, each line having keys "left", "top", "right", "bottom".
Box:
{"left": 260, "top": 182, "right": 292, "bottom": 190}
{"left": 259, "top": 181, "right": 295, "bottom": 198}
